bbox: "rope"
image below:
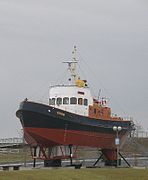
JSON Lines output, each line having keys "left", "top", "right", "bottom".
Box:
{"left": 77, "top": 50, "right": 128, "bottom": 117}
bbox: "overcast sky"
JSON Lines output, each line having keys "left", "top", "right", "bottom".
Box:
{"left": 0, "top": 0, "right": 148, "bottom": 138}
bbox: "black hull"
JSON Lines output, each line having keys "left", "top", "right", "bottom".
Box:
{"left": 16, "top": 101, "right": 133, "bottom": 148}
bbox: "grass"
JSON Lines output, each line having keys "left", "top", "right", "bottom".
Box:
{"left": 0, "top": 147, "right": 32, "bottom": 163}
{"left": 0, "top": 168, "right": 148, "bottom": 180}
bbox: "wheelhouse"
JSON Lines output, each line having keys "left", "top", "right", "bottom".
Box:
{"left": 49, "top": 84, "right": 93, "bottom": 116}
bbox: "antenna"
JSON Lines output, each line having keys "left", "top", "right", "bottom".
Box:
{"left": 71, "top": 46, "right": 77, "bottom": 81}
{"left": 63, "top": 46, "right": 78, "bottom": 83}
{"left": 98, "top": 89, "right": 101, "bottom": 100}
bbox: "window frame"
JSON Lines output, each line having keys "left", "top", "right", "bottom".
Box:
{"left": 63, "top": 97, "right": 69, "bottom": 105}
{"left": 49, "top": 98, "right": 52, "bottom": 105}
{"left": 70, "top": 97, "right": 77, "bottom": 105}
{"left": 78, "top": 98, "right": 83, "bottom": 105}
{"left": 56, "top": 97, "right": 62, "bottom": 106}
{"left": 84, "top": 99, "right": 88, "bottom": 106}
{"left": 94, "top": 108, "right": 96, "bottom": 114}
{"left": 51, "top": 98, "right": 55, "bottom": 105}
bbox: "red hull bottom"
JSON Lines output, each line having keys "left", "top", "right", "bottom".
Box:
{"left": 24, "top": 127, "right": 129, "bottom": 161}
{"left": 24, "top": 127, "right": 127, "bottom": 149}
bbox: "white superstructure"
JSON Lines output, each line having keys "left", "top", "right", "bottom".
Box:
{"left": 49, "top": 84, "right": 93, "bottom": 116}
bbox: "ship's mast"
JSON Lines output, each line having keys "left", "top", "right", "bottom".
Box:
{"left": 71, "top": 46, "right": 77, "bottom": 81}
{"left": 63, "top": 46, "right": 78, "bottom": 84}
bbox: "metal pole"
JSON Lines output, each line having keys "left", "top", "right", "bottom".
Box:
{"left": 93, "top": 153, "right": 103, "bottom": 166}
{"left": 69, "top": 145, "right": 73, "bottom": 166}
{"left": 33, "top": 147, "right": 37, "bottom": 168}
{"left": 116, "top": 131, "right": 119, "bottom": 167}
{"left": 118, "top": 152, "right": 131, "bottom": 167}
{"left": 113, "top": 126, "right": 122, "bottom": 167}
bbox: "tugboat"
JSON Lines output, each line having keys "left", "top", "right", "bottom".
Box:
{"left": 16, "top": 46, "right": 133, "bottom": 167}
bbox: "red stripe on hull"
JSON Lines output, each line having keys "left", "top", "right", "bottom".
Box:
{"left": 24, "top": 127, "right": 128, "bottom": 149}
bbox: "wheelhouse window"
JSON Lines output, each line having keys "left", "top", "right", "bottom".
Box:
{"left": 49, "top": 98, "right": 52, "bottom": 105}
{"left": 94, "top": 108, "right": 96, "bottom": 114}
{"left": 57, "top": 97, "right": 62, "bottom": 105}
{"left": 84, "top": 99, "right": 88, "bottom": 106}
{"left": 70, "top": 97, "right": 77, "bottom": 104}
{"left": 51, "top": 98, "right": 55, "bottom": 105}
{"left": 63, "top": 97, "right": 69, "bottom": 104}
{"left": 78, "top": 98, "right": 83, "bottom": 105}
